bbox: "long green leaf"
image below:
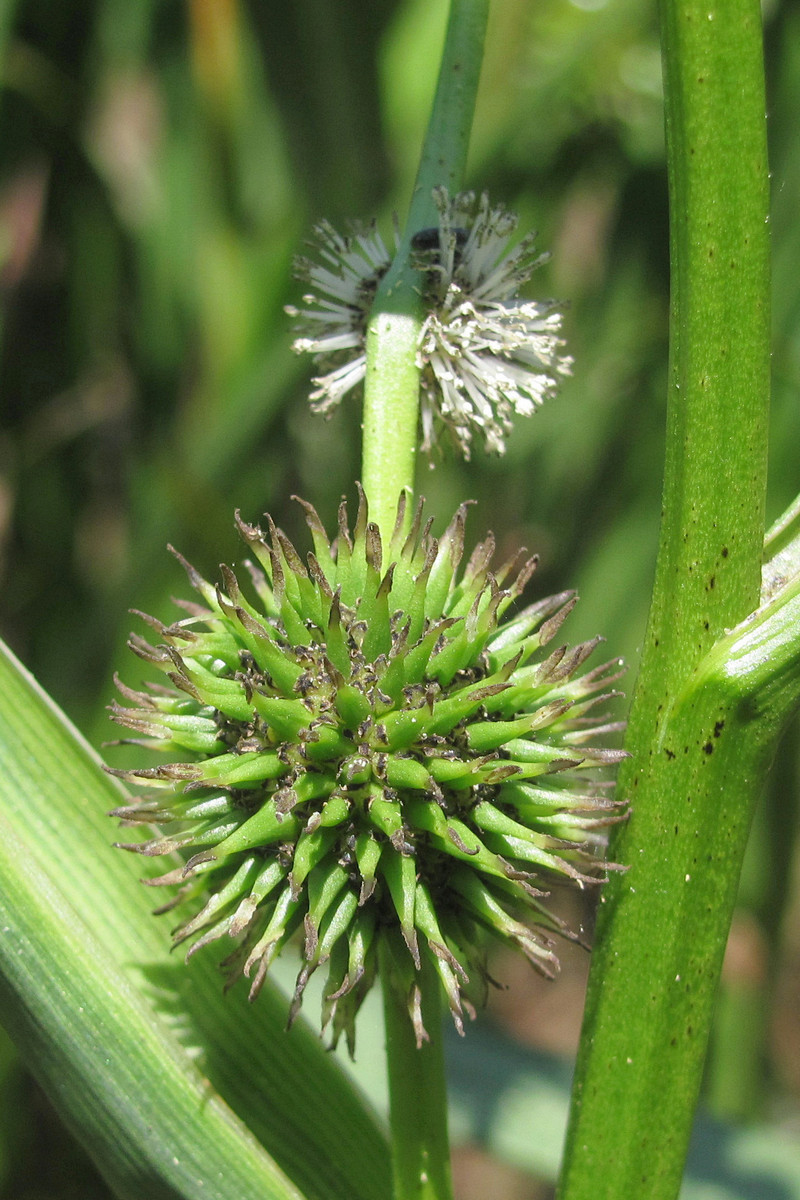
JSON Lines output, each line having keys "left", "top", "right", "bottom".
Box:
{"left": 0, "top": 640, "right": 390, "bottom": 1200}
{"left": 0, "top": 807, "right": 304, "bottom": 1200}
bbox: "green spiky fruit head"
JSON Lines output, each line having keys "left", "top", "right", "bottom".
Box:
{"left": 109, "top": 489, "right": 627, "bottom": 1053}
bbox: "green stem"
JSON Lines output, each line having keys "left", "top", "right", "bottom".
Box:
{"left": 558, "top": 1, "right": 770, "bottom": 1197}
{"left": 381, "top": 944, "right": 454, "bottom": 1200}
{"left": 557, "top": 577, "right": 800, "bottom": 1200}
{"left": 361, "top": 0, "right": 489, "bottom": 537}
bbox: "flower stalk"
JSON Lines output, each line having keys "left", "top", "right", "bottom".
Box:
{"left": 382, "top": 946, "right": 453, "bottom": 1200}
{"left": 361, "top": 0, "right": 489, "bottom": 537}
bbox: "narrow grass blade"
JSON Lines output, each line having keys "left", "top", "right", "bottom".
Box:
{"left": 0, "top": 808, "right": 305, "bottom": 1200}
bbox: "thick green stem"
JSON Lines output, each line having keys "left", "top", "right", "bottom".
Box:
{"left": 558, "top": 2, "right": 770, "bottom": 1198}
{"left": 361, "top": 0, "right": 488, "bottom": 536}
{"left": 381, "top": 945, "right": 454, "bottom": 1200}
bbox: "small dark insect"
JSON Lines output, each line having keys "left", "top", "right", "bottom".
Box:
{"left": 410, "top": 226, "right": 469, "bottom": 253}
{"left": 411, "top": 227, "right": 469, "bottom": 290}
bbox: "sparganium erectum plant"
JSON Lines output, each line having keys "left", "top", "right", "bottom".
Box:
{"left": 109, "top": 487, "right": 627, "bottom": 1054}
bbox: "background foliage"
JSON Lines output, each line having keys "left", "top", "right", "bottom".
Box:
{"left": 1, "top": 0, "right": 799, "bottom": 1196}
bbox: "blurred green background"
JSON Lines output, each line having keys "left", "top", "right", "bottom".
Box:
{"left": 1, "top": 0, "right": 799, "bottom": 1196}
